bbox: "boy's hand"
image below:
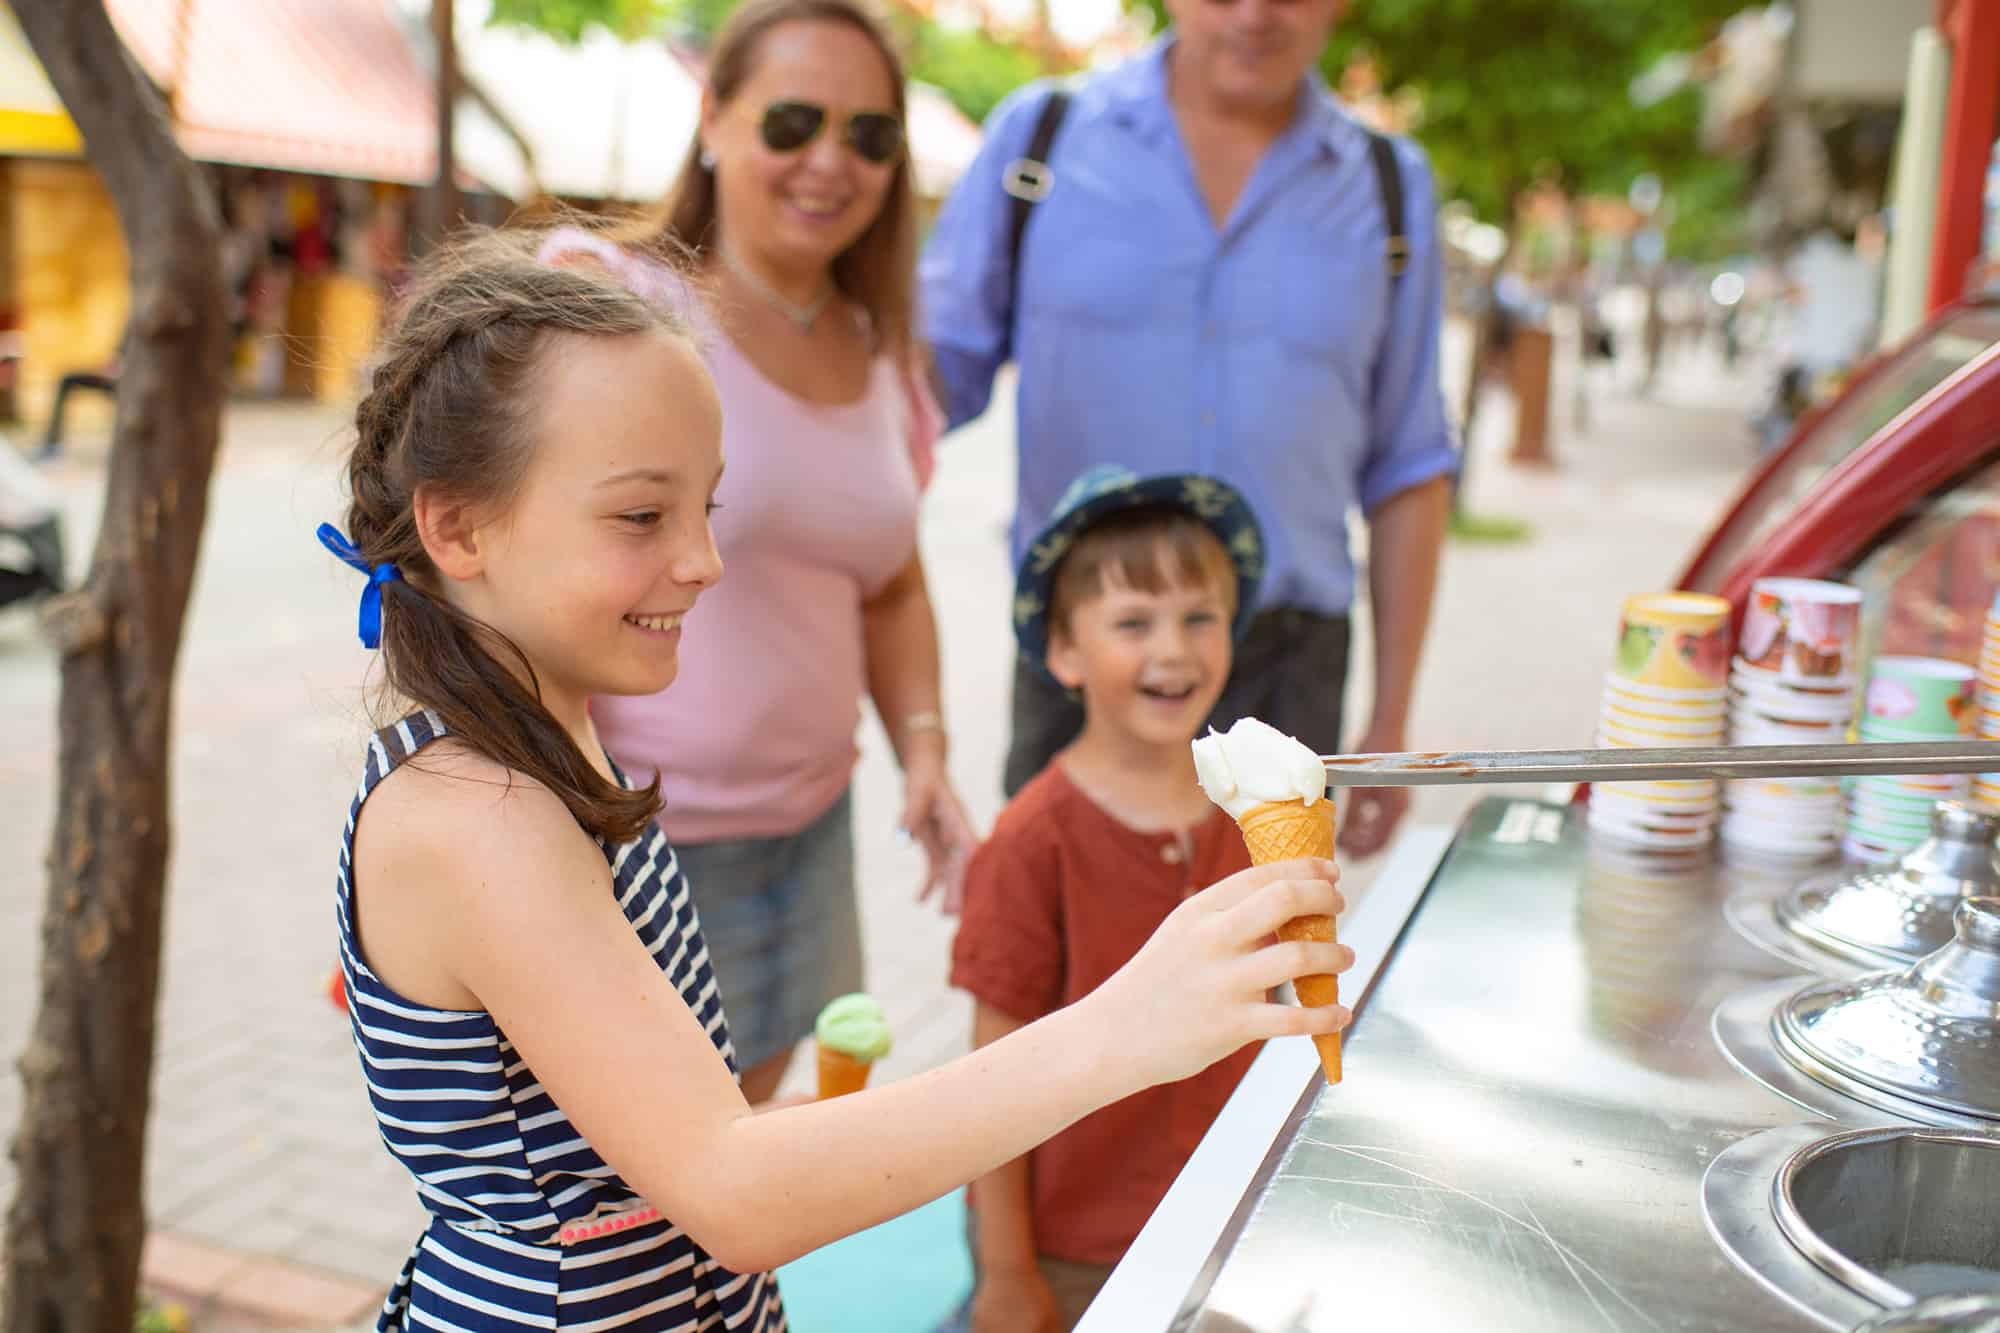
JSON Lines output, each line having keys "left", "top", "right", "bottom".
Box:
{"left": 1340, "top": 723, "right": 1412, "bottom": 858}
{"left": 1339, "top": 786, "right": 1408, "bottom": 858}
{"left": 969, "top": 1267, "right": 1063, "bottom": 1333}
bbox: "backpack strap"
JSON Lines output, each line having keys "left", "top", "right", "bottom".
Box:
{"left": 1365, "top": 130, "right": 1411, "bottom": 284}
{"left": 1004, "top": 89, "right": 1073, "bottom": 325}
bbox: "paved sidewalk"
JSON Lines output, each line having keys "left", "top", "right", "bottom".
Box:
{"left": 0, "top": 332, "right": 1767, "bottom": 1326}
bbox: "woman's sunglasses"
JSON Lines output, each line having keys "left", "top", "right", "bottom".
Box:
{"left": 759, "top": 100, "right": 904, "bottom": 166}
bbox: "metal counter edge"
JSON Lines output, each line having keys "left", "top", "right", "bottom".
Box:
{"left": 1074, "top": 824, "right": 1457, "bottom": 1332}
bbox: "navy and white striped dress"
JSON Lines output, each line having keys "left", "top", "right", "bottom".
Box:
{"left": 337, "top": 712, "right": 787, "bottom": 1331}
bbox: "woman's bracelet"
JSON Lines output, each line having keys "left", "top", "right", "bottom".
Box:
{"left": 902, "top": 710, "right": 945, "bottom": 738}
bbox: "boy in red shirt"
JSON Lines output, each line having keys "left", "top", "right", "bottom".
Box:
{"left": 951, "top": 465, "right": 1268, "bottom": 1331}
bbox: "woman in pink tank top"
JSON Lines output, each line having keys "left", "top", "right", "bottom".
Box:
{"left": 540, "top": 0, "right": 975, "bottom": 1103}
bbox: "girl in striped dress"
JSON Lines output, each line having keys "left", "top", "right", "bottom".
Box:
{"left": 319, "top": 229, "right": 1351, "bottom": 1331}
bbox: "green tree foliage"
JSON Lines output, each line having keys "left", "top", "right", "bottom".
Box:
{"left": 1664, "top": 155, "right": 1751, "bottom": 261}
{"left": 663, "top": 0, "right": 741, "bottom": 42}
{"left": 486, "top": 0, "right": 673, "bottom": 42}
{"left": 1130, "top": 0, "right": 1749, "bottom": 237}
{"left": 485, "top": 0, "right": 1060, "bottom": 125}
{"left": 1329, "top": 0, "right": 1743, "bottom": 217}
{"left": 899, "top": 19, "right": 1051, "bottom": 124}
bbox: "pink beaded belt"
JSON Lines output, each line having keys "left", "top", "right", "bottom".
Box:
{"left": 556, "top": 1204, "right": 661, "bottom": 1246}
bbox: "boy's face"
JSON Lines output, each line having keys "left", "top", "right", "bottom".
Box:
{"left": 1048, "top": 562, "right": 1233, "bottom": 752}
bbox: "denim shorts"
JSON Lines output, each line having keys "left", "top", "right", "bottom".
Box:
{"left": 672, "top": 788, "right": 862, "bottom": 1073}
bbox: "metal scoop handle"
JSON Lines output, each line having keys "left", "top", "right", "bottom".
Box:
{"left": 1318, "top": 741, "right": 2000, "bottom": 788}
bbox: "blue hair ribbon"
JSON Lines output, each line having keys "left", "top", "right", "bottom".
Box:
{"left": 315, "top": 523, "right": 401, "bottom": 650}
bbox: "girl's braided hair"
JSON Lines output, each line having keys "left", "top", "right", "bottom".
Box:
{"left": 344, "top": 227, "right": 691, "bottom": 842}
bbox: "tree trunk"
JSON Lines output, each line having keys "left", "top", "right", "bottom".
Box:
{"left": 3, "top": 2, "right": 228, "bottom": 1328}
{"left": 429, "top": 0, "right": 460, "bottom": 248}
{"left": 1453, "top": 189, "right": 1526, "bottom": 516}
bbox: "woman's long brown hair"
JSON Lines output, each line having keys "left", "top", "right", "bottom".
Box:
{"left": 342, "top": 228, "right": 691, "bottom": 843}
{"left": 617, "top": 0, "right": 920, "bottom": 359}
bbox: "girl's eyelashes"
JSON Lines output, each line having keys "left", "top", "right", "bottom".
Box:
{"left": 705, "top": 501, "right": 723, "bottom": 516}
{"left": 620, "top": 510, "right": 663, "bottom": 529}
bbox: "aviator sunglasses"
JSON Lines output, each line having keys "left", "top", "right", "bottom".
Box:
{"left": 758, "top": 100, "right": 904, "bottom": 165}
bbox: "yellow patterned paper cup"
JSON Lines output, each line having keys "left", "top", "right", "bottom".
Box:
{"left": 1613, "top": 593, "right": 1732, "bottom": 691}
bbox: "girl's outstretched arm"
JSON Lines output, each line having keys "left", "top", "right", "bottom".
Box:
{"left": 356, "top": 754, "right": 1348, "bottom": 1275}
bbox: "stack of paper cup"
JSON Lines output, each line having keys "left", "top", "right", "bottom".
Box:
{"left": 1975, "top": 592, "right": 2000, "bottom": 811}
{"left": 1845, "top": 655, "right": 1977, "bottom": 863}
{"left": 1590, "top": 593, "right": 1732, "bottom": 851}
{"left": 1580, "top": 831, "right": 1716, "bottom": 1054}
{"left": 1721, "top": 578, "right": 1862, "bottom": 859}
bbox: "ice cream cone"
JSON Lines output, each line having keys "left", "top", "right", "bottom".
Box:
{"left": 812, "top": 993, "right": 890, "bottom": 1099}
{"left": 815, "top": 1043, "right": 872, "bottom": 1099}
{"left": 1237, "top": 799, "right": 1342, "bottom": 1084}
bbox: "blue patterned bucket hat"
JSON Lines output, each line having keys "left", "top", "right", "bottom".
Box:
{"left": 1013, "top": 465, "right": 1264, "bottom": 679}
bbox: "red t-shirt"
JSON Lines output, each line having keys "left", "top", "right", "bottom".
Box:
{"left": 949, "top": 762, "right": 1257, "bottom": 1265}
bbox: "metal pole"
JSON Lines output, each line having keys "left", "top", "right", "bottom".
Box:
{"left": 429, "top": 0, "right": 460, "bottom": 249}
{"left": 1318, "top": 740, "right": 2000, "bottom": 788}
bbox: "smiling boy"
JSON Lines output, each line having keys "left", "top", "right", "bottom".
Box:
{"left": 949, "top": 465, "right": 1267, "bottom": 1330}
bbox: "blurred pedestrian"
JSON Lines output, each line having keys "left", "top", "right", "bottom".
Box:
{"left": 1774, "top": 222, "right": 1881, "bottom": 430}
{"left": 923, "top": 0, "right": 1455, "bottom": 858}
{"left": 539, "top": 0, "right": 976, "bottom": 1106}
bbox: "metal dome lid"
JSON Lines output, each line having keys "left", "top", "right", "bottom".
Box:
{"left": 1775, "top": 802, "right": 2000, "bottom": 968}
{"left": 1850, "top": 1294, "right": 2000, "bottom": 1333}
{"left": 1776, "top": 897, "right": 2000, "bottom": 1124}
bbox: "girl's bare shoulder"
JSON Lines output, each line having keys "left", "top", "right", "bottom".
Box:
{"left": 360, "top": 739, "right": 602, "bottom": 902}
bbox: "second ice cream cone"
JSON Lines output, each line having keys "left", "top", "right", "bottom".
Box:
{"left": 1238, "top": 799, "right": 1342, "bottom": 1084}
{"left": 813, "top": 993, "right": 890, "bottom": 1099}
{"left": 815, "top": 1043, "right": 872, "bottom": 1099}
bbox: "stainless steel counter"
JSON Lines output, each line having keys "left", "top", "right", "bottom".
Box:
{"left": 1168, "top": 797, "right": 1837, "bottom": 1332}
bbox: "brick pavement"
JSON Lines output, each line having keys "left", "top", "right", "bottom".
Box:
{"left": 0, "top": 331, "right": 1768, "bottom": 1326}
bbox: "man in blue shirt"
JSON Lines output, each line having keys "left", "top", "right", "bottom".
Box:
{"left": 922, "top": 0, "right": 1455, "bottom": 859}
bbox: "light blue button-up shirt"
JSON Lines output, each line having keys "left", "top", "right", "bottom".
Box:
{"left": 921, "top": 39, "right": 1458, "bottom": 617}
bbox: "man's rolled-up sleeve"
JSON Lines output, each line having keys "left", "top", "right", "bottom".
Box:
{"left": 920, "top": 85, "right": 1059, "bottom": 433}
{"left": 1359, "top": 141, "right": 1460, "bottom": 516}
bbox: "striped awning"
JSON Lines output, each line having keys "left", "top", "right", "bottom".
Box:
{"left": 0, "top": 5, "right": 81, "bottom": 156}
{"left": 104, "top": 0, "right": 437, "bottom": 185}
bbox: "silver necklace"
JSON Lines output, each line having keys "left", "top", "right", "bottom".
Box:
{"left": 717, "top": 242, "right": 832, "bottom": 332}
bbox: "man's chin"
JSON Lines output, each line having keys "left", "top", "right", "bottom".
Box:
{"left": 1218, "top": 71, "right": 1302, "bottom": 113}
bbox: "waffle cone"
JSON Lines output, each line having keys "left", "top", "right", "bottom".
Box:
{"left": 1238, "top": 799, "right": 1337, "bottom": 863}
{"left": 815, "top": 1043, "right": 872, "bottom": 1099}
{"left": 1237, "top": 800, "right": 1342, "bottom": 1084}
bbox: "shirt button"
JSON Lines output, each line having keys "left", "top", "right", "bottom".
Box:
{"left": 1202, "top": 323, "right": 1218, "bottom": 340}
{"left": 1200, "top": 411, "right": 1216, "bottom": 427}
{"left": 1161, "top": 843, "right": 1184, "bottom": 865}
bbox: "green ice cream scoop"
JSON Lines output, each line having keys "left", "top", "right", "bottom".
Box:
{"left": 815, "top": 993, "right": 892, "bottom": 1062}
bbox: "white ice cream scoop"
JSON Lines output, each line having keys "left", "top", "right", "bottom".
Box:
{"left": 1192, "top": 718, "right": 1327, "bottom": 819}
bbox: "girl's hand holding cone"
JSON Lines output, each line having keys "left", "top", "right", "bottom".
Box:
{"left": 1087, "top": 858, "right": 1352, "bottom": 1093}
{"left": 1237, "top": 799, "right": 1345, "bottom": 1083}
{"left": 1192, "top": 718, "right": 1351, "bottom": 1084}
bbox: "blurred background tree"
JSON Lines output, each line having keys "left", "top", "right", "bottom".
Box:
{"left": 1127, "top": 0, "right": 1751, "bottom": 256}
{"left": 490, "top": 0, "right": 1073, "bottom": 125}
{"left": 900, "top": 19, "right": 1052, "bottom": 123}
{"left": 489, "top": 0, "right": 680, "bottom": 41}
